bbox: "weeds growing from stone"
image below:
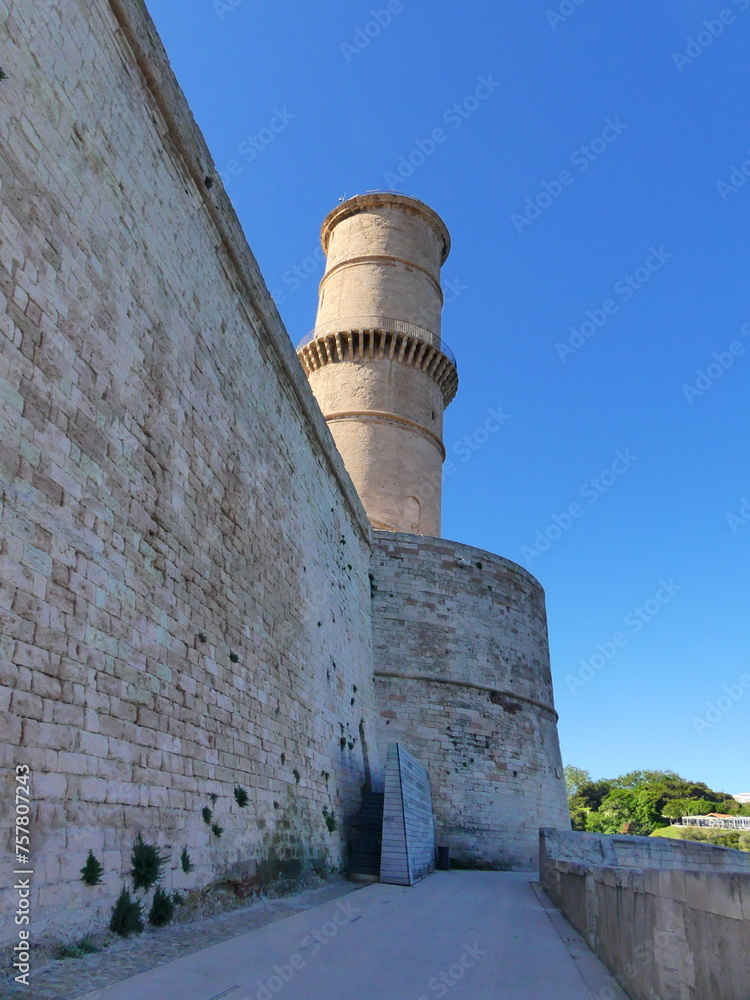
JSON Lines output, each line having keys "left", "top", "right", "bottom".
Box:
{"left": 80, "top": 850, "right": 104, "bottom": 886}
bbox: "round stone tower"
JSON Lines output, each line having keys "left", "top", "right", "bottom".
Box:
{"left": 297, "top": 193, "right": 458, "bottom": 536}
{"left": 298, "top": 195, "right": 570, "bottom": 869}
{"left": 370, "top": 533, "right": 571, "bottom": 870}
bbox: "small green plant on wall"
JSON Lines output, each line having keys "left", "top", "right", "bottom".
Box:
{"left": 234, "top": 785, "right": 249, "bottom": 808}
{"left": 211, "top": 822, "right": 224, "bottom": 838}
{"left": 180, "top": 847, "right": 194, "bottom": 874}
{"left": 322, "top": 806, "right": 337, "bottom": 833}
{"left": 202, "top": 806, "right": 212, "bottom": 824}
{"left": 110, "top": 888, "right": 143, "bottom": 937}
{"left": 130, "top": 834, "right": 167, "bottom": 892}
{"left": 80, "top": 849, "right": 104, "bottom": 886}
{"left": 148, "top": 887, "right": 175, "bottom": 927}
{"left": 109, "top": 835, "right": 179, "bottom": 937}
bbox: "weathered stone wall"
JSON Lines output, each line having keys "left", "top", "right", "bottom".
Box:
{"left": 0, "top": 0, "right": 380, "bottom": 945}
{"left": 371, "top": 532, "right": 570, "bottom": 870}
{"left": 540, "top": 827, "right": 750, "bottom": 874}
{"left": 540, "top": 830, "right": 750, "bottom": 1000}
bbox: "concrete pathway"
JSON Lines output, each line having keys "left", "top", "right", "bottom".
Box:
{"left": 81, "top": 873, "right": 626, "bottom": 1000}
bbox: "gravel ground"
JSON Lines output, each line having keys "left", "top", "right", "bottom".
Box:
{"left": 0, "top": 874, "right": 362, "bottom": 1000}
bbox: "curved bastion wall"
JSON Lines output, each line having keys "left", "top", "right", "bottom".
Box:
{"left": 371, "top": 531, "right": 570, "bottom": 869}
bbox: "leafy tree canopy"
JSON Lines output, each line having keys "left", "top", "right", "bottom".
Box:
{"left": 564, "top": 765, "right": 591, "bottom": 799}
{"left": 566, "top": 767, "right": 742, "bottom": 837}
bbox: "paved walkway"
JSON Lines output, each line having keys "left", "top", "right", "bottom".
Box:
{"left": 0, "top": 880, "right": 357, "bottom": 1000}
{"left": 79, "top": 873, "right": 627, "bottom": 1000}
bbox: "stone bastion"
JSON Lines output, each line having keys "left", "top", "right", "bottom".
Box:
{"left": 371, "top": 531, "right": 570, "bottom": 869}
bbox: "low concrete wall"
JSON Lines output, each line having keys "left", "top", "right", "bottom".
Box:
{"left": 541, "top": 827, "right": 750, "bottom": 874}
{"left": 540, "top": 830, "right": 750, "bottom": 1000}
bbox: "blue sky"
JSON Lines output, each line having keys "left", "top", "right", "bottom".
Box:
{"left": 146, "top": 0, "right": 749, "bottom": 794}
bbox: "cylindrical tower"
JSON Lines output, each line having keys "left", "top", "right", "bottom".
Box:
{"left": 297, "top": 193, "right": 458, "bottom": 536}
{"left": 371, "top": 532, "right": 571, "bottom": 870}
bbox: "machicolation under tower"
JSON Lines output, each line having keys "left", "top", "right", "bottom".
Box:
{"left": 297, "top": 193, "right": 457, "bottom": 536}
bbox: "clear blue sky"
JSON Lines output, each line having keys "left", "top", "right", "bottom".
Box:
{"left": 146, "top": 0, "right": 749, "bottom": 794}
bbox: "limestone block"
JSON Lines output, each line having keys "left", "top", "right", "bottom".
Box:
{"left": 707, "top": 875, "right": 745, "bottom": 920}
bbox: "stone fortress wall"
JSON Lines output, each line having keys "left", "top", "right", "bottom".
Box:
{"left": 371, "top": 533, "right": 570, "bottom": 870}
{"left": 0, "top": 0, "right": 571, "bottom": 948}
{"left": 0, "top": 0, "right": 381, "bottom": 946}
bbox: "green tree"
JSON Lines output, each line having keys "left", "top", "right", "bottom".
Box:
{"left": 614, "top": 769, "right": 679, "bottom": 789}
{"left": 596, "top": 788, "right": 639, "bottom": 834}
{"left": 584, "top": 808, "right": 612, "bottom": 834}
{"left": 574, "top": 780, "right": 613, "bottom": 813}
{"left": 567, "top": 768, "right": 738, "bottom": 836}
{"left": 564, "top": 766, "right": 591, "bottom": 799}
{"left": 662, "top": 799, "right": 688, "bottom": 823}
{"left": 632, "top": 787, "right": 665, "bottom": 833}
{"left": 683, "top": 799, "right": 718, "bottom": 816}
{"left": 148, "top": 887, "right": 175, "bottom": 927}
{"left": 570, "top": 805, "right": 588, "bottom": 831}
